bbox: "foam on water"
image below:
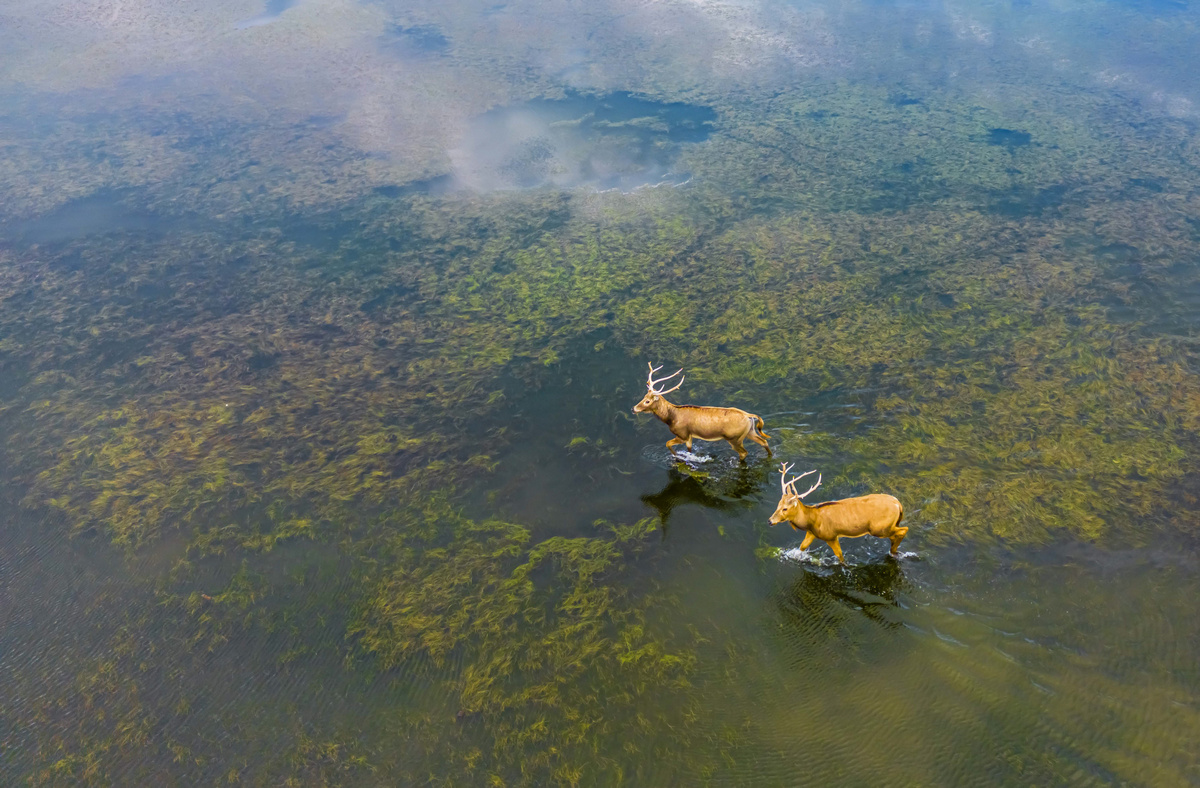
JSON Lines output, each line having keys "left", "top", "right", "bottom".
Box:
{"left": 776, "top": 547, "right": 920, "bottom": 565}
{"left": 639, "top": 444, "right": 718, "bottom": 469}
{"left": 776, "top": 547, "right": 842, "bottom": 567}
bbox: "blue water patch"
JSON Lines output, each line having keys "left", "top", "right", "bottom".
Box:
{"left": 235, "top": 0, "right": 296, "bottom": 29}
{"left": 383, "top": 24, "right": 450, "bottom": 56}
{"left": 397, "top": 90, "right": 717, "bottom": 193}
{"left": 986, "top": 128, "right": 1033, "bottom": 148}
{"left": 5, "top": 190, "right": 206, "bottom": 246}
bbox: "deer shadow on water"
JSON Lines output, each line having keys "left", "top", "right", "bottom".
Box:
{"left": 640, "top": 460, "right": 773, "bottom": 534}
{"left": 776, "top": 557, "right": 908, "bottom": 634}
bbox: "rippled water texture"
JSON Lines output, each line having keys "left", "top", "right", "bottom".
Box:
{"left": 2, "top": 0, "right": 1200, "bottom": 784}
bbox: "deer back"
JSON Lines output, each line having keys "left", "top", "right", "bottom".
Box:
{"left": 671, "top": 405, "right": 752, "bottom": 439}
{"left": 810, "top": 494, "right": 903, "bottom": 537}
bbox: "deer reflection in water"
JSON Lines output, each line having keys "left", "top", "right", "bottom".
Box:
{"left": 641, "top": 462, "right": 769, "bottom": 529}
{"left": 778, "top": 555, "right": 907, "bottom": 634}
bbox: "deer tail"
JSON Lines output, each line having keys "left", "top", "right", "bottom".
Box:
{"left": 754, "top": 415, "right": 770, "bottom": 439}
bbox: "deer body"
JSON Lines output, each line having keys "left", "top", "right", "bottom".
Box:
{"left": 769, "top": 465, "right": 906, "bottom": 563}
{"left": 633, "top": 365, "right": 771, "bottom": 460}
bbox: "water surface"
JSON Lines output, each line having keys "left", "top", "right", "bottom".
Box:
{"left": 1, "top": 0, "right": 1199, "bottom": 784}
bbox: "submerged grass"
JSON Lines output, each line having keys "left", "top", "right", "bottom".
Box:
{"left": 22, "top": 501, "right": 712, "bottom": 786}
{"left": 3, "top": 52, "right": 1200, "bottom": 786}
{"left": 349, "top": 503, "right": 703, "bottom": 784}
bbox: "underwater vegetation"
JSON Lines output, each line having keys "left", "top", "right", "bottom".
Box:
{"left": 2, "top": 15, "right": 1200, "bottom": 784}
{"left": 14, "top": 501, "right": 713, "bottom": 786}
{"left": 348, "top": 504, "right": 705, "bottom": 784}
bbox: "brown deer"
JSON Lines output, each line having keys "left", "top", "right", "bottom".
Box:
{"left": 632, "top": 364, "right": 771, "bottom": 460}
{"left": 768, "top": 463, "right": 907, "bottom": 564}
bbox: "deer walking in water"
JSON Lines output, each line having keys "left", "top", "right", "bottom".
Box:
{"left": 632, "top": 364, "right": 771, "bottom": 461}
{"left": 768, "top": 463, "right": 907, "bottom": 564}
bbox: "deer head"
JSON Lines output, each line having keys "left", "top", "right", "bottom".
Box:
{"left": 768, "top": 462, "right": 822, "bottom": 525}
{"left": 632, "top": 363, "right": 685, "bottom": 414}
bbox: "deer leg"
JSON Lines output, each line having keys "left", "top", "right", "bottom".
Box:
{"left": 889, "top": 527, "right": 909, "bottom": 556}
{"left": 748, "top": 430, "right": 771, "bottom": 456}
{"left": 825, "top": 538, "right": 846, "bottom": 564}
{"left": 727, "top": 437, "right": 748, "bottom": 461}
{"left": 665, "top": 437, "right": 685, "bottom": 454}
{"left": 798, "top": 532, "right": 815, "bottom": 550}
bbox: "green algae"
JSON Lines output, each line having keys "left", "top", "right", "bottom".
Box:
{"left": 6, "top": 165, "right": 1200, "bottom": 783}
{"left": 4, "top": 11, "right": 1200, "bottom": 784}
{"left": 349, "top": 503, "right": 704, "bottom": 784}
{"left": 5, "top": 107, "right": 1200, "bottom": 779}
{"left": 20, "top": 500, "right": 713, "bottom": 787}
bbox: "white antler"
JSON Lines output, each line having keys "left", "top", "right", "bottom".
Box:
{"left": 778, "top": 462, "right": 795, "bottom": 495}
{"left": 781, "top": 465, "right": 821, "bottom": 499}
{"left": 794, "top": 470, "right": 822, "bottom": 499}
{"left": 646, "top": 362, "right": 685, "bottom": 396}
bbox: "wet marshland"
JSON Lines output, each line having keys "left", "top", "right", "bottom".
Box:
{"left": 1, "top": 0, "right": 1200, "bottom": 784}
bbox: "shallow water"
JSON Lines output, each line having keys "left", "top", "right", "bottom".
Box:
{"left": 2, "top": 0, "right": 1200, "bottom": 784}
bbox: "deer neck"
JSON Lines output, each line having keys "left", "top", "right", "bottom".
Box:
{"left": 651, "top": 397, "right": 676, "bottom": 424}
{"left": 789, "top": 501, "right": 816, "bottom": 528}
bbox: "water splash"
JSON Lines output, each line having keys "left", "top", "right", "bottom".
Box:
{"left": 776, "top": 547, "right": 919, "bottom": 565}
{"left": 640, "top": 444, "right": 716, "bottom": 469}
{"left": 673, "top": 450, "right": 714, "bottom": 466}
{"left": 776, "top": 547, "right": 842, "bottom": 567}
